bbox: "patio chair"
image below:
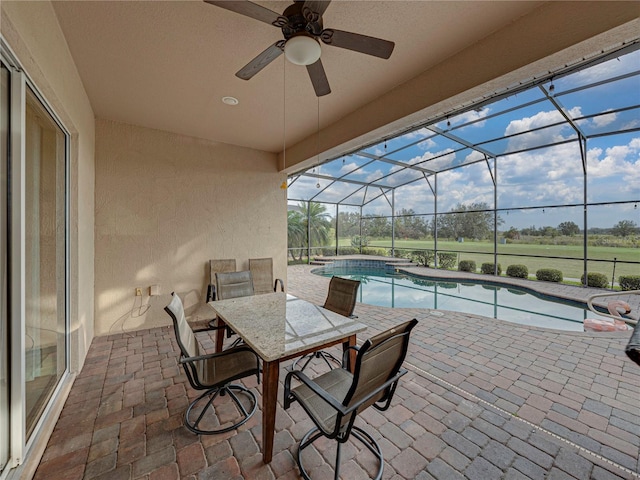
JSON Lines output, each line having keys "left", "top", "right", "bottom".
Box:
{"left": 216, "top": 270, "right": 255, "bottom": 299}
{"left": 249, "top": 257, "right": 284, "bottom": 295}
{"left": 214, "top": 270, "right": 256, "bottom": 347}
{"left": 206, "top": 258, "right": 236, "bottom": 302}
{"left": 165, "top": 292, "right": 260, "bottom": 434}
{"left": 291, "top": 276, "right": 361, "bottom": 372}
{"left": 284, "top": 319, "right": 418, "bottom": 480}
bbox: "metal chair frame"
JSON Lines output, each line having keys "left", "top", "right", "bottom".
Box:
{"left": 284, "top": 319, "right": 417, "bottom": 480}
{"left": 165, "top": 293, "right": 260, "bottom": 434}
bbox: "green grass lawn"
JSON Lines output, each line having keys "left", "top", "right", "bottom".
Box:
{"left": 335, "top": 238, "right": 639, "bottom": 280}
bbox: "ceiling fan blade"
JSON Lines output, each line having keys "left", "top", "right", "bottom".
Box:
{"left": 204, "top": 1, "right": 281, "bottom": 26}
{"left": 321, "top": 29, "right": 395, "bottom": 59}
{"left": 302, "top": 1, "right": 331, "bottom": 17}
{"left": 306, "top": 59, "right": 331, "bottom": 97}
{"left": 236, "top": 42, "right": 284, "bottom": 80}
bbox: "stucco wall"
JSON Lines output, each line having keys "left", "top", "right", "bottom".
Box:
{"left": 2, "top": 0, "right": 96, "bottom": 373}
{"left": 94, "top": 119, "right": 287, "bottom": 336}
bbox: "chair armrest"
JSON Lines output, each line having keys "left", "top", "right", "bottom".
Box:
{"left": 274, "top": 278, "right": 284, "bottom": 292}
{"left": 341, "top": 345, "right": 360, "bottom": 368}
{"left": 180, "top": 345, "right": 257, "bottom": 365}
{"left": 193, "top": 323, "right": 225, "bottom": 332}
{"left": 284, "top": 370, "right": 347, "bottom": 414}
{"left": 284, "top": 367, "right": 409, "bottom": 418}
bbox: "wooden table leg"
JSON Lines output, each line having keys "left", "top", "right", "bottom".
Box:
{"left": 262, "top": 360, "right": 280, "bottom": 463}
{"left": 343, "top": 334, "right": 357, "bottom": 373}
{"left": 215, "top": 319, "right": 225, "bottom": 353}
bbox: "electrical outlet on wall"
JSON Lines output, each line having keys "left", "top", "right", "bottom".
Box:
{"left": 135, "top": 288, "right": 142, "bottom": 296}
{"left": 149, "top": 285, "right": 160, "bottom": 296}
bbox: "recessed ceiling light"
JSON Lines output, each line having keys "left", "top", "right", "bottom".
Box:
{"left": 222, "top": 96, "right": 239, "bottom": 106}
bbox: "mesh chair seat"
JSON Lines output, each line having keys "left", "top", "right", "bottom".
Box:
{"left": 196, "top": 347, "right": 259, "bottom": 386}
{"left": 289, "top": 368, "right": 353, "bottom": 434}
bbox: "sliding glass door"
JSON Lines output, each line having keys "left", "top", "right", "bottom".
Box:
{"left": 24, "top": 86, "right": 67, "bottom": 438}
{"left": 0, "top": 62, "right": 9, "bottom": 474}
{"left": 0, "top": 48, "right": 69, "bottom": 474}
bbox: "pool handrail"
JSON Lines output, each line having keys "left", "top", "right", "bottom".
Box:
{"left": 586, "top": 290, "right": 639, "bottom": 326}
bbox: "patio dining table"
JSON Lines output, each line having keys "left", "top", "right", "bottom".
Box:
{"left": 209, "top": 292, "right": 367, "bottom": 463}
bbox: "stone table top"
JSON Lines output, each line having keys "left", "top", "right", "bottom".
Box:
{"left": 209, "top": 293, "right": 367, "bottom": 362}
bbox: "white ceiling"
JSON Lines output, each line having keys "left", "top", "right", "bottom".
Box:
{"left": 51, "top": 0, "right": 546, "bottom": 153}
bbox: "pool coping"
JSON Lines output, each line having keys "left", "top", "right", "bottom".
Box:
{"left": 308, "top": 256, "right": 640, "bottom": 324}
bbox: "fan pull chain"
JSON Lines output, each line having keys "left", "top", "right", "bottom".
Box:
{"left": 316, "top": 96, "right": 321, "bottom": 188}
{"left": 280, "top": 57, "right": 288, "bottom": 190}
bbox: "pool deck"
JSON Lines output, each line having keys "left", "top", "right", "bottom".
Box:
{"left": 290, "top": 263, "right": 640, "bottom": 478}
{"left": 32, "top": 263, "right": 640, "bottom": 480}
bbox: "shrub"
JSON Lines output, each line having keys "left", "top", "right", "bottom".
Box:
{"left": 394, "top": 249, "right": 411, "bottom": 259}
{"left": 580, "top": 272, "right": 609, "bottom": 288}
{"left": 536, "top": 268, "right": 563, "bottom": 282}
{"left": 506, "top": 264, "right": 529, "bottom": 279}
{"left": 481, "top": 262, "right": 502, "bottom": 275}
{"left": 337, "top": 247, "right": 358, "bottom": 255}
{"left": 437, "top": 252, "right": 457, "bottom": 270}
{"left": 350, "top": 235, "right": 369, "bottom": 248}
{"left": 619, "top": 275, "right": 640, "bottom": 291}
{"left": 320, "top": 248, "right": 336, "bottom": 256}
{"left": 458, "top": 260, "right": 476, "bottom": 272}
{"left": 411, "top": 250, "right": 434, "bottom": 267}
{"left": 361, "top": 247, "right": 387, "bottom": 256}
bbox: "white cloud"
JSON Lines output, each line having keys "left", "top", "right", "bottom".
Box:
{"left": 587, "top": 140, "right": 640, "bottom": 179}
{"left": 364, "top": 169, "right": 385, "bottom": 183}
{"left": 400, "top": 127, "right": 431, "bottom": 140}
{"left": 417, "top": 137, "right": 437, "bottom": 150}
{"left": 504, "top": 107, "right": 581, "bottom": 151}
{"left": 562, "top": 50, "right": 639, "bottom": 87}
{"left": 464, "top": 150, "right": 486, "bottom": 163}
{"left": 592, "top": 110, "right": 617, "bottom": 128}
{"left": 339, "top": 161, "right": 359, "bottom": 174}
{"left": 447, "top": 107, "right": 491, "bottom": 129}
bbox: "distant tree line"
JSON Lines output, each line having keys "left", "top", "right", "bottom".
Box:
{"left": 334, "top": 202, "right": 503, "bottom": 241}
{"left": 515, "top": 220, "right": 638, "bottom": 238}
{"left": 288, "top": 202, "right": 638, "bottom": 256}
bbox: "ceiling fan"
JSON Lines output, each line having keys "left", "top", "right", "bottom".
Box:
{"left": 204, "top": 0, "right": 395, "bottom": 96}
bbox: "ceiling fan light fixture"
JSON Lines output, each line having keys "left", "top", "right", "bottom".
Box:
{"left": 284, "top": 35, "right": 321, "bottom": 66}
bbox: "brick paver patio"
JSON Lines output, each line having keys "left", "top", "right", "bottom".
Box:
{"left": 34, "top": 264, "right": 639, "bottom": 479}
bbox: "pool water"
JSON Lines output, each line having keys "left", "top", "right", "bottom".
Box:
{"left": 315, "top": 267, "right": 612, "bottom": 332}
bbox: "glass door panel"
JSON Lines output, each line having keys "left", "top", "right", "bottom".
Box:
{"left": 1, "top": 62, "right": 9, "bottom": 472}
{"left": 24, "top": 87, "right": 66, "bottom": 438}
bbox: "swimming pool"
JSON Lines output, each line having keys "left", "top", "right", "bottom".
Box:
{"left": 313, "top": 267, "right": 612, "bottom": 332}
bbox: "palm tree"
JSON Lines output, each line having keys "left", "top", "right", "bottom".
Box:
{"left": 301, "top": 201, "right": 332, "bottom": 249}
{"left": 287, "top": 210, "right": 305, "bottom": 261}
{"left": 287, "top": 202, "right": 332, "bottom": 260}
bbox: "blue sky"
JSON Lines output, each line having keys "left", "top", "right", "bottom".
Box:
{"left": 288, "top": 48, "right": 640, "bottom": 230}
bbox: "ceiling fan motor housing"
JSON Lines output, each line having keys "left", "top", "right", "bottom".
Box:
{"left": 279, "top": 2, "right": 324, "bottom": 40}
